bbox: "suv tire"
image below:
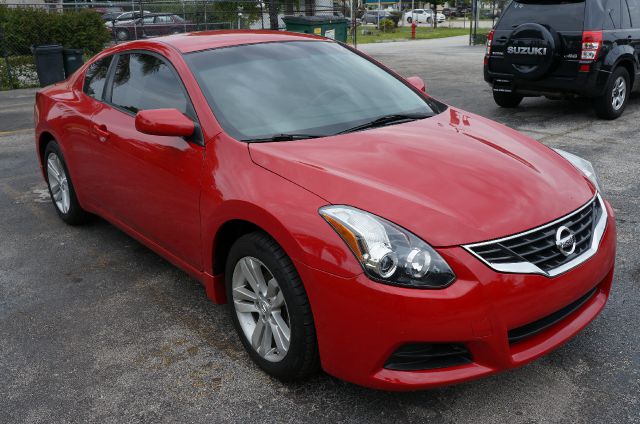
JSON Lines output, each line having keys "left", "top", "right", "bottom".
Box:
{"left": 594, "top": 67, "right": 630, "bottom": 120}
{"left": 493, "top": 91, "right": 524, "bottom": 108}
{"left": 225, "top": 232, "right": 320, "bottom": 381}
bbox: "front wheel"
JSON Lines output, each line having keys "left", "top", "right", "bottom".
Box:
{"left": 493, "top": 91, "right": 524, "bottom": 108}
{"left": 226, "top": 232, "right": 319, "bottom": 381}
{"left": 594, "top": 67, "right": 629, "bottom": 120}
{"left": 406, "top": 17, "right": 413, "bottom": 24}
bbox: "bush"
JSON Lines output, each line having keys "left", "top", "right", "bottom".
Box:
{"left": 388, "top": 11, "right": 402, "bottom": 27}
{"left": 379, "top": 18, "right": 395, "bottom": 32}
{"left": 0, "top": 7, "right": 110, "bottom": 57}
{"left": 0, "top": 55, "right": 38, "bottom": 90}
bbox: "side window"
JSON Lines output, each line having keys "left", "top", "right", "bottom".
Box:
{"left": 83, "top": 56, "right": 112, "bottom": 100}
{"left": 110, "top": 53, "right": 189, "bottom": 115}
{"left": 156, "top": 15, "right": 171, "bottom": 23}
{"left": 628, "top": 0, "right": 640, "bottom": 27}
{"left": 605, "top": 0, "right": 622, "bottom": 29}
{"left": 143, "top": 16, "right": 154, "bottom": 24}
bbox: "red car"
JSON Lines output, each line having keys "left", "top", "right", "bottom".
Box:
{"left": 34, "top": 31, "right": 616, "bottom": 391}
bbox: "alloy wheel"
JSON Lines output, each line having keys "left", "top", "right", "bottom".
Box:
{"left": 232, "top": 256, "right": 291, "bottom": 362}
{"left": 611, "top": 76, "right": 626, "bottom": 111}
{"left": 46, "top": 152, "right": 70, "bottom": 214}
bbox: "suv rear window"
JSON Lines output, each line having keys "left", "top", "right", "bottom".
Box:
{"left": 498, "top": 0, "right": 586, "bottom": 31}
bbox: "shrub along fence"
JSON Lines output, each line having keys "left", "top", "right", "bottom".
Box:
{"left": 1, "top": 5, "right": 111, "bottom": 89}
{"left": 0, "top": 0, "right": 345, "bottom": 89}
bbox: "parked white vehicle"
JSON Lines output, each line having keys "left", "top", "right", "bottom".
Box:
{"left": 404, "top": 9, "right": 445, "bottom": 25}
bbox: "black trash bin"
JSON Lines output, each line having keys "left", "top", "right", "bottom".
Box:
{"left": 63, "top": 48, "right": 85, "bottom": 77}
{"left": 31, "top": 44, "right": 65, "bottom": 87}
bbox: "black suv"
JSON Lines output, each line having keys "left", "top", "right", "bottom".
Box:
{"left": 484, "top": 0, "right": 640, "bottom": 119}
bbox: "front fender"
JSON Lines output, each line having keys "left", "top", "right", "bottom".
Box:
{"left": 200, "top": 135, "right": 363, "bottom": 285}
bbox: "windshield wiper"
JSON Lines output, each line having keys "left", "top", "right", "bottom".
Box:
{"left": 337, "top": 113, "right": 432, "bottom": 135}
{"left": 242, "top": 133, "right": 323, "bottom": 142}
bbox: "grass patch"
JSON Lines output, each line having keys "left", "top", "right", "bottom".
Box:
{"left": 351, "top": 26, "right": 487, "bottom": 45}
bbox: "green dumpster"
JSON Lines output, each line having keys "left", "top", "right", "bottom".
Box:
{"left": 282, "top": 16, "right": 349, "bottom": 42}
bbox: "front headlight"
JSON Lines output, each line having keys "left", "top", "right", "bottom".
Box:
{"left": 554, "top": 149, "right": 600, "bottom": 192}
{"left": 319, "top": 206, "right": 456, "bottom": 289}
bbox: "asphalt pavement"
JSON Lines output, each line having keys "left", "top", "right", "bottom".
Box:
{"left": 0, "top": 36, "right": 638, "bottom": 423}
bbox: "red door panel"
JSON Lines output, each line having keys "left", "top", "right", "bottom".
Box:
{"left": 90, "top": 105, "right": 204, "bottom": 269}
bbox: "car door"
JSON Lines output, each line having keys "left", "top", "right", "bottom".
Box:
{"left": 154, "top": 15, "right": 172, "bottom": 35}
{"left": 65, "top": 55, "right": 115, "bottom": 204}
{"left": 89, "top": 51, "right": 204, "bottom": 269}
{"left": 139, "top": 15, "right": 156, "bottom": 37}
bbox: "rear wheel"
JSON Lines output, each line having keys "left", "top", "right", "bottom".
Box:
{"left": 594, "top": 67, "right": 629, "bottom": 120}
{"left": 493, "top": 91, "right": 524, "bottom": 108}
{"left": 226, "top": 232, "right": 319, "bottom": 381}
{"left": 44, "top": 141, "right": 88, "bottom": 225}
{"left": 116, "top": 29, "right": 129, "bottom": 41}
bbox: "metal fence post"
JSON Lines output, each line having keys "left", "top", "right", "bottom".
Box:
{"left": 204, "top": 0, "right": 208, "bottom": 31}
{"left": 0, "top": 25, "right": 16, "bottom": 90}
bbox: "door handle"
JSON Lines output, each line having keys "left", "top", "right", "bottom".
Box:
{"left": 92, "top": 124, "right": 110, "bottom": 142}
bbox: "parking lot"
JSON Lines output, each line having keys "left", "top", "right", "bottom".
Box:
{"left": 1, "top": 36, "right": 638, "bottom": 423}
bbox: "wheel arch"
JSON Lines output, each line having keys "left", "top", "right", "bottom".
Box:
{"left": 206, "top": 200, "right": 315, "bottom": 304}
{"left": 212, "top": 219, "right": 264, "bottom": 276}
{"left": 614, "top": 56, "right": 636, "bottom": 90}
{"left": 37, "top": 131, "right": 56, "bottom": 166}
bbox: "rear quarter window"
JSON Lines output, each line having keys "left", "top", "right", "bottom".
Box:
{"left": 498, "top": 0, "right": 586, "bottom": 31}
{"left": 83, "top": 56, "right": 112, "bottom": 100}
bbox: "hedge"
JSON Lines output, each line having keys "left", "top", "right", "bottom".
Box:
{"left": 0, "top": 7, "right": 111, "bottom": 57}
{"left": 0, "top": 55, "right": 38, "bottom": 90}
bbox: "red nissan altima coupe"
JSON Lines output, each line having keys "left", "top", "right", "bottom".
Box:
{"left": 34, "top": 31, "right": 616, "bottom": 391}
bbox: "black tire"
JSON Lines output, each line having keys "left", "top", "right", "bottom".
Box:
{"left": 493, "top": 91, "right": 524, "bottom": 108}
{"left": 594, "top": 67, "right": 630, "bottom": 120}
{"left": 225, "top": 232, "right": 320, "bottom": 381}
{"left": 406, "top": 17, "right": 412, "bottom": 24}
{"left": 43, "top": 141, "right": 88, "bottom": 225}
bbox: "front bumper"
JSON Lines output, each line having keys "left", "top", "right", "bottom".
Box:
{"left": 298, "top": 201, "right": 616, "bottom": 391}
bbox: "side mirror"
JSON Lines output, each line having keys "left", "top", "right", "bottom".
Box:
{"left": 407, "top": 76, "right": 426, "bottom": 93}
{"left": 135, "top": 108, "right": 195, "bottom": 138}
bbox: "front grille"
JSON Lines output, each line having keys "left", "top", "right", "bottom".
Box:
{"left": 384, "top": 343, "right": 472, "bottom": 371}
{"left": 466, "top": 195, "right": 604, "bottom": 275}
{"left": 508, "top": 287, "right": 598, "bottom": 344}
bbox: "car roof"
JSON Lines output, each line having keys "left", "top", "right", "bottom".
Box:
{"left": 152, "top": 30, "right": 327, "bottom": 54}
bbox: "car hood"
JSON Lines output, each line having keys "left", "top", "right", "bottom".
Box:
{"left": 248, "top": 107, "right": 595, "bottom": 247}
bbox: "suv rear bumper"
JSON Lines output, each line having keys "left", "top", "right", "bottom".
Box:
{"left": 484, "top": 64, "right": 610, "bottom": 98}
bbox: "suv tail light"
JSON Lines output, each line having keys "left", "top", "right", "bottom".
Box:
{"left": 484, "top": 29, "right": 495, "bottom": 64}
{"left": 581, "top": 31, "right": 602, "bottom": 61}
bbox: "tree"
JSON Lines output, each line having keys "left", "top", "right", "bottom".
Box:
{"left": 266, "top": 0, "right": 279, "bottom": 30}
{"left": 430, "top": 0, "right": 446, "bottom": 29}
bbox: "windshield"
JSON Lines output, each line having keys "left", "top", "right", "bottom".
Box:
{"left": 185, "top": 41, "right": 440, "bottom": 141}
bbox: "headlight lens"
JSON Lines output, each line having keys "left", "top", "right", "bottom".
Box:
{"left": 319, "top": 206, "right": 456, "bottom": 289}
{"left": 554, "top": 149, "right": 600, "bottom": 192}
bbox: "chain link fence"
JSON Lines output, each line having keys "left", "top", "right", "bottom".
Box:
{"left": 1, "top": 0, "right": 498, "bottom": 90}
{"left": 0, "top": 0, "right": 350, "bottom": 89}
